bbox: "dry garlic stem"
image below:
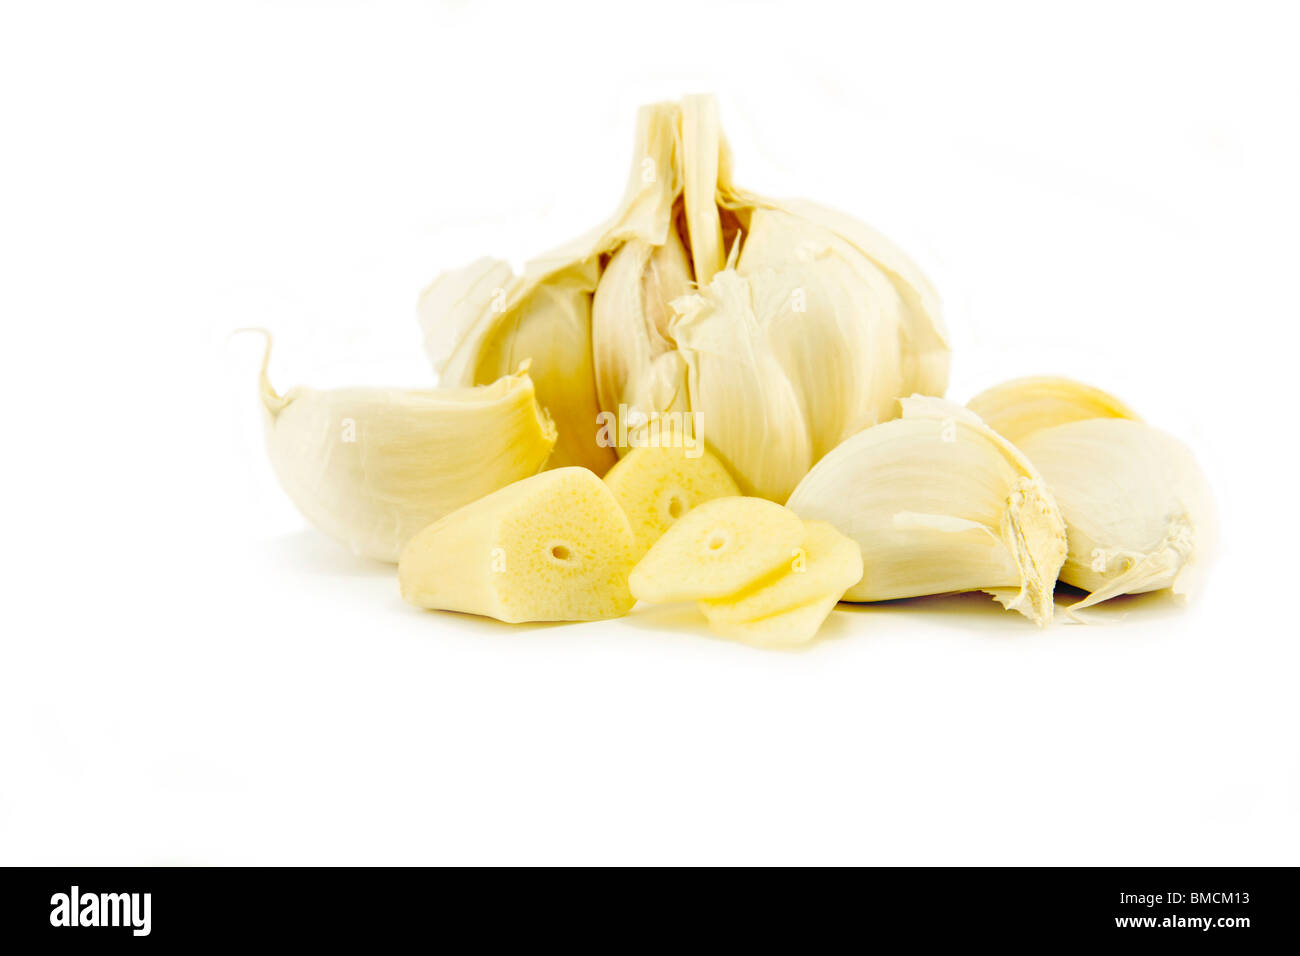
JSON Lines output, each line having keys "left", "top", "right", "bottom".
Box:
{"left": 398, "top": 467, "right": 637, "bottom": 623}
{"left": 787, "top": 396, "right": 1068, "bottom": 626}
{"left": 257, "top": 333, "right": 555, "bottom": 563}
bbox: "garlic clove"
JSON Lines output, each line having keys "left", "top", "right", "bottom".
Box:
{"left": 602, "top": 445, "right": 741, "bottom": 558}
{"left": 1016, "top": 418, "right": 1214, "bottom": 610}
{"left": 700, "top": 593, "right": 844, "bottom": 649}
{"left": 257, "top": 334, "right": 556, "bottom": 563}
{"left": 698, "top": 520, "right": 862, "bottom": 641}
{"left": 398, "top": 467, "right": 637, "bottom": 623}
{"left": 967, "top": 375, "right": 1141, "bottom": 446}
{"left": 786, "top": 396, "right": 1067, "bottom": 625}
{"left": 670, "top": 270, "right": 814, "bottom": 502}
{"left": 628, "top": 496, "right": 805, "bottom": 603}
{"left": 591, "top": 232, "right": 693, "bottom": 433}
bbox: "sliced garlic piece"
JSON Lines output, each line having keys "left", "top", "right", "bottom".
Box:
{"left": 1016, "top": 419, "right": 1214, "bottom": 610}
{"left": 628, "top": 497, "right": 804, "bottom": 603}
{"left": 602, "top": 446, "right": 740, "bottom": 557}
{"left": 398, "top": 467, "right": 637, "bottom": 623}
{"left": 257, "top": 334, "right": 555, "bottom": 563}
{"left": 698, "top": 520, "right": 862, "bottom": 646}
{"left": 787, "top": 397, "right": 1067, "bottom": 625}
{"left": 967, "top": 376, "right": 1140, "bottom": 446}
{"left": 701, "top": 594, "right": 843, "bottom": 650}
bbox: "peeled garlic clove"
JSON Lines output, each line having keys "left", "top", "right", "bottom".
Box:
{"left": 698, "top": 520, "right": 863, "bottom": 645}
{"left": 628, "top": 497, "right": 804, "bottom": 603}
{"left": 967, "top": 376, "right": 1141, "bottom": 445}
{"left": 398, "top": 467, "right": 637, "bottom": 623}
{"left": 257, "top": 335, "right": 556, "bottom": 563}
{"left": 701, "top": 594, "right": 843, "bottom": 650}
{"left": 1016, "top": 419, "right": 1214, "bottom": 610}
{"left": 787, "top": 396, "right": 1068, "bottom": 626}
{"left": 602, "top": 445, "right": 740, "bottom": 557}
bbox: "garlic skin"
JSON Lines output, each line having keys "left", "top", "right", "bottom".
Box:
{"left": 1016, "top": 418, "right": 1214, "bottom": 610}
{"left": 258, "top": 336, "right": 556, "bottom": 563}
{"left": 420, "top": 95, "right": 950, "bottom": 500}
{"left": 787, "top": 397, "right": 1068, "bottom": 626}
{"left": 419, "top": 101, "right": 684, "bottom": 477}
{"left": 967, "top": 376, "right": 1141, "bottom": 445}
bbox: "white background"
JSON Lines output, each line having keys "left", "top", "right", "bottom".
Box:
{"left": 2, "top": 0, "right": 1297, "bottom": 865}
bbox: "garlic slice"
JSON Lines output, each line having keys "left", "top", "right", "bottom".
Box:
{"left": 398, "top": 467, "right": 637, "bottom": 623}
{"left": 699, "top": 520, "right": 863, "bottom": 647}
{"left": 1016, "top": 419, "right": 1214, "bottom": 610}
{"left": 967, "top": 375, "right": 1140, "bottom": 445}
{"left": 628, "top": 496, "right": 805, "bottom": 603}
{"left": 257, "top": 334, "right": 555, "bottom": 563}
{"left": 787, "top": 397, "right": 1068, "bottom": 625}
{"left": 602, "top": 445, "right": 740, "bottom": 557}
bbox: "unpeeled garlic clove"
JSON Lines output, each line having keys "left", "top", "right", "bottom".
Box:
{"left": 1016, "top": 418, "right": 1214, "bottom": 610}
{"left": 398, "top": 467, "right": 637, "bottom": 623}
{"left": 966, "top": 375, "right": 1140, "bottom": 446}
{"left": 787, "top": 396, "right": 1068, "bottom": 626}
{"left": 418, "top": 102, "right": 685, "bottom": 477}
{"left": 257, "top": 333, "right": 556, "bottom": 563}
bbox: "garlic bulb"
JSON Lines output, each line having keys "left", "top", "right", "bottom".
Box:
{"left": 257, "top": 334, "right": 556, "bottom": 563}
{"left": 787, "top": 397, "right": 1068, "bottom": 625}
{"left": 971, "top": 377, "right": 1214, "bottom": 609}
{"left": 419, "top": 95, "right": 950, "bottom": 498}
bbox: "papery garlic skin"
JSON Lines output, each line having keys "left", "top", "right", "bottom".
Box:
{"left": 398, "top": 467, "right": 637, "bottom": 623}
{"left": 419, "top": 102, "right": 685, "bottom": 477}
{"left": 258, "top": 336, "right": 556, "bottom": 563}
{"left": 787, "top": 397, "right": 1068, "bottom": 626}
{"left": 967, "top": 376, "right": 1140, "bottom": 446}
{"left": 1017, "top": 419, "right": 1214, "bottom": 610}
